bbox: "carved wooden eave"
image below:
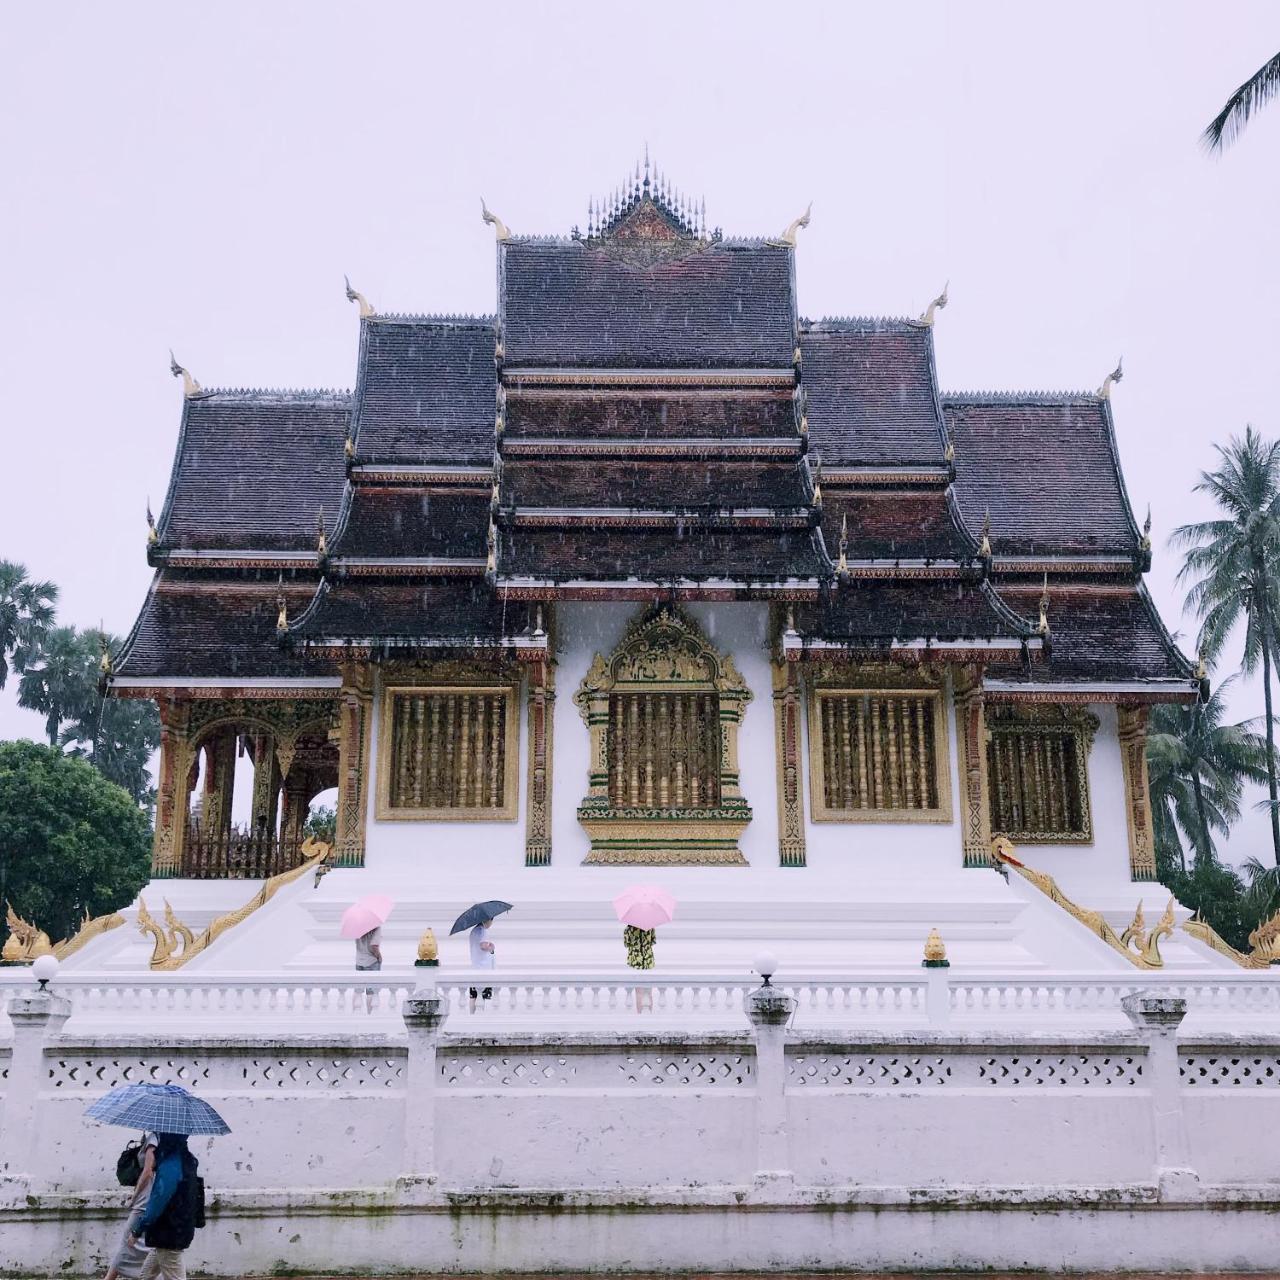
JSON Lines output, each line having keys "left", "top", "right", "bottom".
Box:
{"left": 573, "top": 605, "right": 753, "bottom": 866}
{"left": 983, "top": 680, "right": 1202, "bottom": 705}
{"left": 502, "top": 368, "right": 795, "bottom": 390}
{"left": 299, "top": 637, "right": 550, "bottom": 663}
{"left": 507, "top": 507, "right": 814, "bottom": 530}
{"left": 500, "top": 437, "right": 802, "bottom": 460}
{"left": 498, "top": 580, "right": 822, "bottom": 603}
{"left": 110, "top": 677, "right": 342, "bottom": 701}
{"left": 158, "top": 550, "right": 320, "bottom": 571}
{"left": 324, "top": 557, "right": 488, "bottom": 576}
{"left": 783, "top": 637, "right": 1042, "bottom": 665}
{"left": 349, "top": 464, "right": 492, "bottom": 487}
{"left": 824, "top": 466, "right": 952, "bottom": 488}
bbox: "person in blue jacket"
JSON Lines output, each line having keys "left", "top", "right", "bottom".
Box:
{"left": 126, "top": 1133, "right": 200, "bottom": 1279}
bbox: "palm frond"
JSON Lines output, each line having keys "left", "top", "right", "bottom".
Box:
{"left": 1206, "top": 55, "right": 1280, "bottom": 149}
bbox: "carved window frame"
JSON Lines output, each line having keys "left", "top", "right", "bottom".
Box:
{"left": 985, "top": 704, "right": 1097, "bottom": 845}
{"left": 375, "top": 683, "right": 520, "bottom": 822}
{"left": 806, "top": 682, "right": 953, "bottom": 824}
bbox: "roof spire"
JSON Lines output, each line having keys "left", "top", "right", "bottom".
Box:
{"left": 919, "top": 282, "right": 949, "bottom": 327}
{"left": 1098, "top": 356, "right": 1124, "bottom": 399}
{"left": 344, "top": 434, "right": 355, "bottom": 460}
{"left": 943, "top": 439, "right": 956, "bottom": 465}
{"left": 276, "top": 576, "right": 289, "bottom": 635}
{"left": 979, "top": 507, "right": 992, "bottom": 558}
{"left": 643, "top": 143, "right": 651, "bottom": 194}
{"left": 98, "top": 627, "right": 112, "bottom": 677}
{"left": 811, "top": 454, "right": 823, "bottom": 508}
{"left": 700, "top": 196, "right": 707, "bottom": 238}
{"left": 146, "top": 499, "right": 159, "bottom": 546}
{"left": 168, "top": 350, "right": 201, "bottom": 397}
{"left": 1141, "top": 505, "right": 1152, "bottom": 551}
{"left": 343, "top": 275, "right": 375, "bottom": 318}
{"left": 480, "top": 197, "right": 512, "bottom": 242}
{"left": 1037, "top": 573, "right": 1051, "bottom": 636}
{"left": 316, "top": 508, "right": 327, "bottom": 558}
{"left": 837, "top": 512, "right": 849, "bottom": 578}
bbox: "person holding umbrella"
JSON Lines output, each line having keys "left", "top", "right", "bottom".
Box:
{"left": 85, "top": 1083, "right": 229, "bottom": 1280}
{"left": 450, "top": 900, "right": 512, "bottom": 1013}
{"left": 341, "top": 894, "right": 393, "bottom": 1013}
{"left": 613, "top": 885, "right": 676, "bottom": 1013}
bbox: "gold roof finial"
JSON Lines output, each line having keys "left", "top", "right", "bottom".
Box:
{"left": 775, "top": 202, "right": 812, "bottom": 248}
{"left": 811, "top": 455, "right": 823, "bottom": 508}
{"left": 1098, "top": 356, "right": 1124, "bottom": 399}
{"left": 1141, "top": 505, "right": 1152, "bottom": 552}
{"left": 837, "top": 512, "right": 849, "bottom": 576}
{"left": 316, "top": 508, "right": 327, "bottom": 558}
{"left": 920, "top": 282, "right": 949, "bottom": 327}
{"left": 481, "top": 198, "right": 512, "bottom": 243}
{"left": 276, "top": 577, "right": 288, "bottom": 635}
{"left": 943, "top": 439, "right": 955, "bottom": 465}
{"left": 793, "top": 344, "right": 802, "bottom": 366}
{"left": 343, "top": 275, "right": 375, "bottom": 319}
{"left": 798, "top": 412, "right": 808, "bottom": 438}
{"left": 1037, "top": 572, "right": 1051, "bottom": 636}
{"left": 1196, "top": 651, "right": 1208, "bottom": 681}
{"left": 98, "top": 628, "right": 113, "bottom": 677}
{"left": 146, "top": 499, "right": 159, "bottom": 546}
{"left": 495, "top": 410, "right": 504, "bottom": 437}
{"left": 168, "top": 350, "right": 201, "bottom": 397}
{"left": 979, "top": 507, "right": 992, "bottom": 558}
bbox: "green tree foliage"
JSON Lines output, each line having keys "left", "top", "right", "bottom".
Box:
{"left": 1173, "top": 426, "right": 1280, "bottom": 863}
{"left": 0, "top": 560, "right": 57, "bottom": 690}
{"left": 17, "top": 625, "right": 98, "bottom": 746}
{"left": 1155, "top": 843, "right": 1256, "bottom": 953}
{"left": 1204, "top": 51, "right": 1280, "bottom": 152}
{"left": 303, "top": 805, "right": 336, "bottom": 843}
{"left": 1146, "top": 679, "right": 1268, "bottom": 872}
{"left": 0, "top": 740, "right": 151, "bottom": 948}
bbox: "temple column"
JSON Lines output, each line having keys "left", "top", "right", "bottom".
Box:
{"left": 250, "top": 734, "right": 282, "bottom": 836}
{"left": 525, "top": 655, "right": 555, "bottom": 867}
{"left": 954, "top": 667, "right": 993, "bottom": 868}
{"left": 1118, "top": 703, "right": 1157, "bottom": 882}
{"left": 151, "top": 697, "right": 192, "bottom": 878}
{"left": 279, "top": 770, "right": 312, "bottom": 849}
{"left": 202, "top": 729, "right": 237, "bottom": 843}
{"left": 333, "top": 663, "right": 373, "bottom": 869}
{"left": 772, "top": 658, "right": 806, "bottom": 868}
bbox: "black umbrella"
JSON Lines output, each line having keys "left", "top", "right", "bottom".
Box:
{"left": 450, "top": 900, "right": 513, "bottom": 935}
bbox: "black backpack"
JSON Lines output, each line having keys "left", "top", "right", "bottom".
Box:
{"left": 145, "top": 1150, "right": 205, "bottom": 1250}
{"left": 115, "top": 1137, "right": 144, "bottom": 1187}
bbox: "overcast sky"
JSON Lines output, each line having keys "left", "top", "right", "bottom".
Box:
{"left": 2, "top": 2, "right": 1279, "bottom": 859}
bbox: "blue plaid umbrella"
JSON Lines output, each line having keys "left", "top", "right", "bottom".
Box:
{"left": 85, "top": 1082, "right": 230, "bottom": 1136}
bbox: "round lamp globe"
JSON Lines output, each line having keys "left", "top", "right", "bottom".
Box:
{"left": 32, "top": 954, "right": 59, "bottom": 988}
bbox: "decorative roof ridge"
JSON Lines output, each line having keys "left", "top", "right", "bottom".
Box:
{"left": 801, "top": 316, "right": 918, "bottom": 332}
{"left": 193, "top": 386, "right": 353, "bottom": 402}
{"left": 942, "top": 390, "right": 1103, "bottom": 405}
{"left": 369, "top": 312, "right": 496, "bottom": 327}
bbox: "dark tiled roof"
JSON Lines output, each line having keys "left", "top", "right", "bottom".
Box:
{"left": 293, "top": 578, "right": 533, "bottom": 645}
{"left": 794, "top": 579, "right": 1033, "bottom": 646}
{"left": 157, "top": 392, "right": 350, "bottom": 552}
{"left": 501, "top": 241, "right": 795, "bottom": 368}
{"left": 503, "top": 458, "right": 808, "bottom": 510}
{"left": 822, "top": 489, "right": 974, "bottom": 561}
{"left": 498, "top": 527, "right": 825, "bottom": 583}
{"left": 989, "top": 584, "right": 1195, "bottom": 683}
{"left": 353, "top": 317, "right": 496, "bottom": 465}
{"left": 114, "top": 573, "right": 332, "bottom": 679}
{"left": 800, "top": 323, "right": 945, "bottom": 467}
{"left": 330, "top": 488, "right": 489, "bottom": 559}
{"left": 505, "top": 390, "right": 796, "bottom": 439}
{"left": 944, "top": 397, "right": 1140, "bottom": 557}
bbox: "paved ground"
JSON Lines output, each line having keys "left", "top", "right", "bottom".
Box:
{"left": 233, "top": 1274, "right": 1270, "bottom": 1279}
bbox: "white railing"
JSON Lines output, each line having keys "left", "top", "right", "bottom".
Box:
{"left": 2, "top": 967, "right": 1278, "bottom": 1030}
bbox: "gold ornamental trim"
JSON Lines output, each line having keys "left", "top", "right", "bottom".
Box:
{"left": 503, "top": 368, "right": 795, "bottom": 389}
{"left": 1182, "top": 912, "right": 1269, "bottom": 969}
{"left": 993, "top": 839, "right": 1155, "bottom": 969}
{"left": 52, "top": 909, "right": 127, "bottom": 961}
{"left": 152, "top": 838, "right": 332, "bottom": 971}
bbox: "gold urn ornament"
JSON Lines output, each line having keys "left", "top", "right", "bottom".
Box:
{"left": 922, "top": 927, "right": 950, "bottom": 969}
{"left": 415, "top": 927, "right": 440, "bottom": 968}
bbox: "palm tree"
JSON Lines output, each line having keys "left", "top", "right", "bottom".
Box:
{"left": 0, "top": 560, "right": 57, "bottom": 689}
{"left": 17, "top": 626, "right": 98, "bottom": 746}
{"left": 1172, "top": 426, "right": 1280, "bottom": 863}
{"left": 1146, "top": 679, "right": 1269, "bottom": 871}
{"left": 1204, "top": 52, "right": 1280, "bottom": 152}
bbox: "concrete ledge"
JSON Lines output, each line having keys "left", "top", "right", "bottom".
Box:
{"left": 4, "top": 1182, "right": 1280, "bottom": 1275}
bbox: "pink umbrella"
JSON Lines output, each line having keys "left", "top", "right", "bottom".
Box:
{"left": 340, "top": 894, "right": 394, "bottom": 939}
{"left": 613, "top": 885, "right": 677, "bottom": 931}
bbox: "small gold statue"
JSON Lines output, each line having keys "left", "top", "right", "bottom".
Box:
{"left": 922, "top": 927, "right": 949, "bottom": 969}
{"left": 415, "top": 927, "right": 439, "bottom": 968}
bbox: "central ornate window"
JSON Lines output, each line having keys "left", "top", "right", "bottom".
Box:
{"left": 575, "top": 607, "right": 751, "bottom": 865}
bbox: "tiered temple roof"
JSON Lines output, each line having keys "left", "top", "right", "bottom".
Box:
{"left": 113, "top": 161, "right": 1197, "bottom": 701}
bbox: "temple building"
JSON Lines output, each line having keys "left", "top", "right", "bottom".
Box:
{"left": 84, "top": 160, "right": 1233, "bottom": 976}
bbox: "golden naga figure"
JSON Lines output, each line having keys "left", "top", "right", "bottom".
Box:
{"left": 1248, "top": 909, "right": 1280, "bottom": 966}
{"left": 2, "top": 903, "right": 54, "bottom": 964}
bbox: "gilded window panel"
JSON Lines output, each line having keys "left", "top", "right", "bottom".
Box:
{"left": 985, "top": 705, "right": 1097, "bottom": 844}
{"left": 807, "top": 687, "right": 952, "bottom": 824}
{"left": 376, "top": 685, "right": 519, "bottom": 822}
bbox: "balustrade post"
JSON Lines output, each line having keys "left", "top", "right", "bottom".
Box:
{"left": 1121, "top": 992, "right": 1199, "bottom": 1200}
{"left": 2, "top": 985, "right": 71, "bottom": 1184}
{"left": 400, "top": 985, "right": 448, "bottom": 1185}
{"left": 745, "top": 984, "right": 795, "bottom": 1185}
